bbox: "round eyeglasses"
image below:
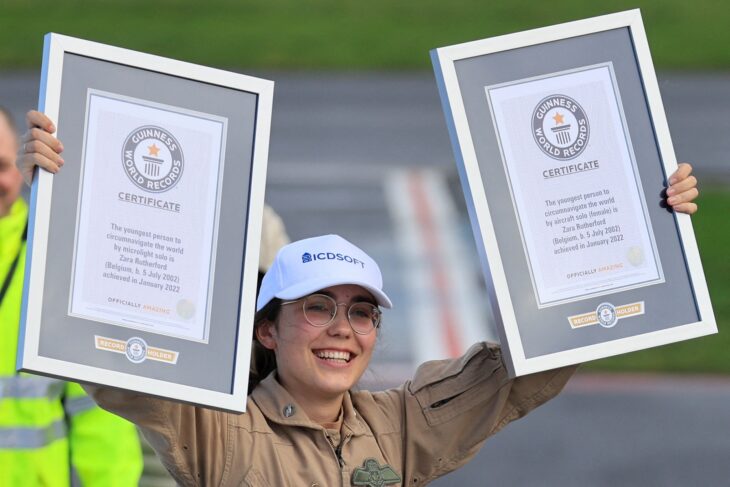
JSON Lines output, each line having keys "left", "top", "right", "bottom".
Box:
{"left": 280, "top": 294, "right": 382, "bottom": 335}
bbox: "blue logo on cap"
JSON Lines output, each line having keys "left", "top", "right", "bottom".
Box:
{"left": 301, "top": 250, "right": 365, "bottom": 268}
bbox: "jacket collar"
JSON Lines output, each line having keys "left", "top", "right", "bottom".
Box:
{"left": 251, "top": 371, "right": 368, "bottom": 436}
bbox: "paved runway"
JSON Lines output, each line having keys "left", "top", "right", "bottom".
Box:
{"left": 2, "top": 71, "right": 728, "bottom": 485}
{"left": 436, "top": 374, "right": 730, "bottom": 486}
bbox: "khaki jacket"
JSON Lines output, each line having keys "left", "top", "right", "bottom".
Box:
{"left": 89, "top": 342, "right": 575, "bottom": 486}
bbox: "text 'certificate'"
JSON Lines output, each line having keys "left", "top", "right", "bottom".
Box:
{"left": 486, "top": 63, "right": 663, "bottom": 307}
{"left": 70, "top": 90, "right": 227, "bottom": 341}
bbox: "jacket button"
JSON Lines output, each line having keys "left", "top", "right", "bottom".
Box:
{"left": 283, "top": 404, "right": 295, "bottom": 417}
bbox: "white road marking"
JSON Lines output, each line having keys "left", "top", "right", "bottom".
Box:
{"left": 385, "top": 168, "right": 496, "bottom": 364}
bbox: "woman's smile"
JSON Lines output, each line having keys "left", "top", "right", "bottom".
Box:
{"left": 313, "top": 348, "right": 355, "bottom": 365}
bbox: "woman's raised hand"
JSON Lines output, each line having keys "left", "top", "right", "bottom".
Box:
{"left": 17, "top": 110, "right": 64, "bottom": 185}
{"left": 666, "top": 162, "right": 699, "bottom": 215}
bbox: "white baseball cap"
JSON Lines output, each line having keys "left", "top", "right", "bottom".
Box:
{"left": 256, "top": 234, "right": 392, "bottom": 311}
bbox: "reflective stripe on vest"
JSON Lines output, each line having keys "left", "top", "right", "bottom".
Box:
{"left": 63, "top": 395, "right": 96, "bottom": 416}
{"left": 0, "top": 376, "right": 65, "bottom": 399}
{"left": 71, "top": 467, "right": 82, "bottom": 487}
{"left": 0, "top": 419, "right": 67, "bottom": 449}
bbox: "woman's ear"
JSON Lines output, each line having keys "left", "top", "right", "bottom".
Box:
{"left": 256, "top": 320, "right": 278, "bottom": 350}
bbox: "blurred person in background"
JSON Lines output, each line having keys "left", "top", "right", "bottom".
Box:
{"left": 0, "top": 107, "right": 143, "bottom": 487}
{"left": 259, "top": 204, "right": 291, "bottom": 289}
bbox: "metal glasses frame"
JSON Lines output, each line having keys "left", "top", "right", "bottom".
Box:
{"left": 280, "top": 294, "right": 382, "bottom": 335}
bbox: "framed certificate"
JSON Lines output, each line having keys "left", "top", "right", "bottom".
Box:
{"left": 431, "top": 10, "right": 716, "bottom": 376}
{"left": 17, "top": 33, "right": 273, "bottom": 412}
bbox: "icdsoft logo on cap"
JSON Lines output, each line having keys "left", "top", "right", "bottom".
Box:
{"left": 301, "top": 251, "right": 365, "bottom": 268}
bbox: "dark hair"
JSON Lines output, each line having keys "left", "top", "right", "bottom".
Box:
{"left": 248, "top": 298, "right": 281, "bottom": 394}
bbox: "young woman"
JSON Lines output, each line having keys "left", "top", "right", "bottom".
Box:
{"left": 19, "top": 110, "right": 700, "bottom": 486}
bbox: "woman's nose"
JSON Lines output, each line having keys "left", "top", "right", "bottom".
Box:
{"left": 328, "top": 304, "right": 352, "bottom": 336}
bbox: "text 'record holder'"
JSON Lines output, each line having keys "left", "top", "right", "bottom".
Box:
{"left": 431, "top": 10, "right": 716, "bottom": 376}
{"left": 17, "top": 33, "right": 273, "bottom": 412}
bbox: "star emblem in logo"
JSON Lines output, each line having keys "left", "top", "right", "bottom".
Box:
{"left": 552, "top": 112, "right": 565, "bottom": 125}
{"left": 148, "top": 143, "right": 161, "bottom": 157}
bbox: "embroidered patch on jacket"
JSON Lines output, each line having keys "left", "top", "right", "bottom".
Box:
{"left": 351, "top": 458, "right": 401, "bottom": 486}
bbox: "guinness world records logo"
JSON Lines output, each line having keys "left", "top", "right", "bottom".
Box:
{"left": 532, "top": 95, "right": 589, "bottom": 160}
{"left": 596, "top": 302, "right": 618, "bottom": 328}
{"left": 125, "top": 337, "right": 148, "bottom": 363}
{"left": 122, "top": 126, "right": 184, "bottom": 193}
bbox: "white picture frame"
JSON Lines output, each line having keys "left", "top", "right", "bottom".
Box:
{"left": 17, "top": 33, "right": 273, "bottom": 412}
{"left": 431, "top": 10, "right": 716, "bottom": 376}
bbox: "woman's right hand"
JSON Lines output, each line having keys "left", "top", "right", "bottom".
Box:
{"left": 17, "top": 110, "right": 64, "bottom": 186}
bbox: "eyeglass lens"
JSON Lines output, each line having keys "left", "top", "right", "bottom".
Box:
{"left": 302, "top": 295, "right": 380, "bottom": 333}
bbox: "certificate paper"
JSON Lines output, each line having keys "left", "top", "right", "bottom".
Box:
{"left": 486, "top": 63, "right": 663, "bottom": 307}
{"left": 70, "top": 90, "right": 227, "bottom": 341}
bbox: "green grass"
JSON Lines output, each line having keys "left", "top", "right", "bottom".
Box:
{"left": 585, "top": 188, "right": 730, "bottom": 374}
{"left": 0, "top": 0, "right": 729, "bottom": 70}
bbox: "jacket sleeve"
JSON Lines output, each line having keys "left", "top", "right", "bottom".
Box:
{"left": 83, "top": 385, "right": 228, "bottom": 487}
{"left": 64, "top": 382, "right": 143, "bottom": 486}
{"left": 370, "top": 342, "right": 576, "bottom": 484}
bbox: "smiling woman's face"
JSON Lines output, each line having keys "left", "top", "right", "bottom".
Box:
{"left": 257, "top": 284, "right": 378, "bottom": 402}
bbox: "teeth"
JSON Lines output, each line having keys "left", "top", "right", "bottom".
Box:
{"left": 315, "top": 350, "right": 351, "bottom": 362}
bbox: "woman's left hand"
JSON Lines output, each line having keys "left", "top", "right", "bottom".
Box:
{"left": 666, "top": 162, "right": 699, "bottom": 215}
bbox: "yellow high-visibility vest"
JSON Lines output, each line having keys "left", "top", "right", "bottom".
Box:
{"left": 1, "top": 199, "right": 143, "bottom": 486}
